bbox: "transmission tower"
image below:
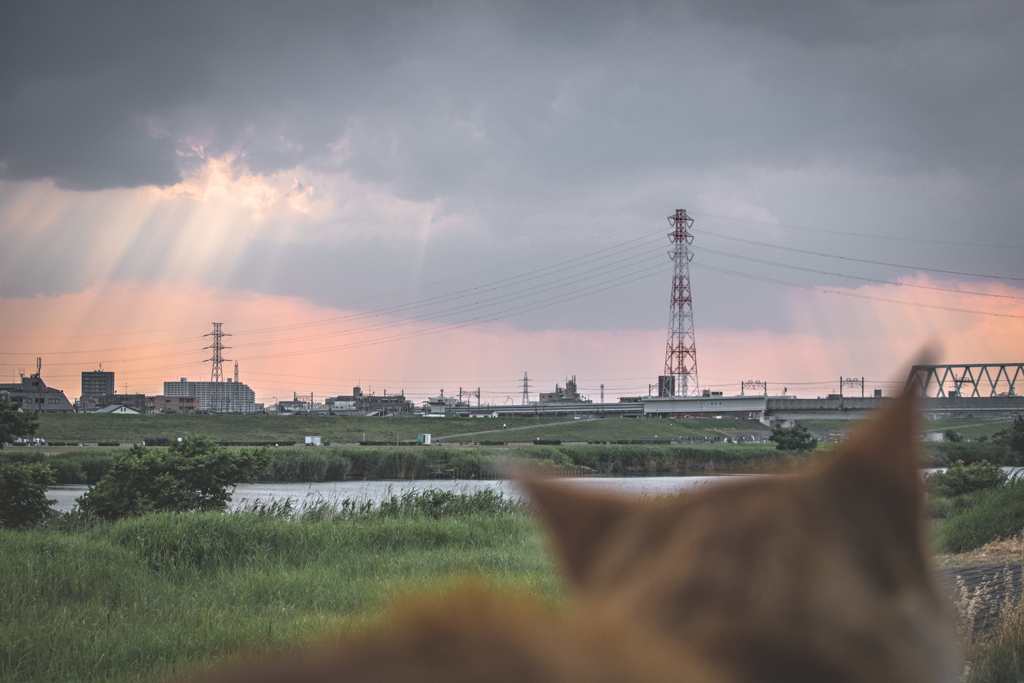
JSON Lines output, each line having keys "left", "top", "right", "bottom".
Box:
{"left": 204, "top": 323, "right": 232, "bottom": 383}
{"left": 664, "top": 209, "right": 699, "bottom": 397}
{"left": 521, "top": 372, "right": 530, "bottom": 405}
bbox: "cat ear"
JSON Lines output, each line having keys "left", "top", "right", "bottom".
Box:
{"left": 522, "top": 478, "right": 638, "bottom": 587}
{"left": 827, "top": 383, "right": 924, "bottom": 535}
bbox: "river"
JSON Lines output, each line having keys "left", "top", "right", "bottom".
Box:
{"left": 47, "top": 475, "right": 755, "bottom": 513}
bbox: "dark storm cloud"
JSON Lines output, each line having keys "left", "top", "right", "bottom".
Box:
{"left": 1, "top": 0, "right": 1021, "bottom": 334}
{"left": 2, "top": 0, "right": 1021, "bottom": 191}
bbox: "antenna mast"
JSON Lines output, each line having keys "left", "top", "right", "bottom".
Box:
{"left": 664, "top": 209, "right": 699, "bottom": 397}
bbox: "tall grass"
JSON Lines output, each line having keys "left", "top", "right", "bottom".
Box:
{"left": 0, "top": 491, "right": 555, "bottom": 683}
{"left": 41, "top": 442, "right": 791, "bottom": 486}
{"left": 956, "top": 565, "right": 1024, "bottom": 682}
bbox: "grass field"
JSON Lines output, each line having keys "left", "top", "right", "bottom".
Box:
{"left": 30, "top": 412, "right": 1005, "bottom": 448}
{"left": 0, "top": 496, "right": 557, "bottom": 683}
{"left": 797, "top": 417, "right": 1015, "bottom": 441}
{"left": 922, "top": 418, "right": 1016, "bottom": 440}
{"left": 4, "top": 486, "right": 1022, "bottom": 683}
{"left": 490, "top": 416, "right": 760, "bottom": 443}
{"left": 31, "top": 413, "right": 572, "bottom": 445}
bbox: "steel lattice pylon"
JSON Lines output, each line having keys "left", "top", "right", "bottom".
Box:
{"left": 664, "top": 209, "right": 699, "bottom": 397}
{"left": 204, "top": 323, "right": 232, "bottom": 383}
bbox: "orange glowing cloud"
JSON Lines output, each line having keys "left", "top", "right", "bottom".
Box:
{"left": 0, "top": 274, "right": 1020, "bottom": 404}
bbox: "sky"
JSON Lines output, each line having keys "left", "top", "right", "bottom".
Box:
{"left": 1, "top": 0, "right": 1022, "bottom": 406}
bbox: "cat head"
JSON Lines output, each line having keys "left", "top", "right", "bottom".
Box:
{"left": 526, "top": 387, "right": 958, "bottom": 683}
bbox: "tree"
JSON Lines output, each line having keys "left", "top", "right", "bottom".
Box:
{"left": 0, "top": 399, "right": 38, "bottom": 449}
{"left": 76, "top": 435, "right": 271, "bottom": 520}
{"left": 0, "top": 400, "right": 54, "bottom": 529}
{"left": 926, "top": 459, "right": 1007, "bottom": 498}
{"left": 0, "top": 459, "right": 55, "bottom": 529}
{"left": 943, "top": 429, "right": 964, "bottom": 443}
{"left": 993, "top": 416, "right": 1024, "bottom": 457}
{"left": 769, "top": 423, "right": 819, "bottom": 452}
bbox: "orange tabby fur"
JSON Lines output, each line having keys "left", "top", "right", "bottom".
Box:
{"left": 179, "top": 385, "right": 956, "bottom": 683}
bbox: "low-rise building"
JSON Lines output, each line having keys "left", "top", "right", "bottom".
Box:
{"left": 147, "top": 395, "right": 202, "bottom": 414}
{"left": 0, "top": 373, "right": 74, "bottom": 412}
{"left": 326, "top": 386, "right": 364, "bottom": 414}
{"left": 539, "top": 376, "right": 592, "bottom": 405}
{"left": 356, "top": 390, "right": 414, "bottom": 416}
{"left": 83, "top": 393, "right": 149, "bottom": 413}
{"left": 93, "top": 404, "right": 142, "bottom": 415}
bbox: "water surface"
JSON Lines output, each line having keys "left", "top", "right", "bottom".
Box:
{"left": 48, "top": 475, "right": 753, "bottom": 513}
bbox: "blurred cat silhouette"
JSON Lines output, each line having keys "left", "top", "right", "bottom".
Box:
{"left": 181, "top": 383, "right": 956, "bottom": 683}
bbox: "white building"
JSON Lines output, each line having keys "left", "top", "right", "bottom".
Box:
{"left": 163, "top": 377, "right": 256, "bottom": 413}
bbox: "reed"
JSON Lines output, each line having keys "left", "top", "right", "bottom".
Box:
{"left": 0, "top": 493, "right": 556, "bottom": 683}
{"left": 957, "top": 563, "right": 1024, "bottom": 681}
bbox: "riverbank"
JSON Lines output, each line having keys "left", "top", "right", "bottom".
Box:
{"left": 30, "top": 412, "right": 751, "bottom": 445}
{"left": 25, "top": 442, "right": 790, "bottom": 486}
{"left": 2, "top": 489, "right": 1019, "bottom": 683}
{"left": 0, "top": 495, "right": 556, "bottom": 683}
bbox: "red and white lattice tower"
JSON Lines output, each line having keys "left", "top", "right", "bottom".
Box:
{"left": 664, "top": 209, "right": 699, "bottom": 397}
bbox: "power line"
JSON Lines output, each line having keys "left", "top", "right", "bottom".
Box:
{"left": 235, "top": 263, "right": 675, "bottom": 362}
{"left": 693, "top": 229, "right": 1024, "bottom": 281}
{"left": 691, "top": 211, "right": 1024, "bottom": 250}
{"left": 691, "top": 263, "right": 1024, "bottom": 319}
{"left": 698, "top": 246, "right": 1024, "bottom": 300}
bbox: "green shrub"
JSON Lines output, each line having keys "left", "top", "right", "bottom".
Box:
{"left": 927, "top": 493, "right": 981, "bottom": 520}
{"left": 923, "top": 441, "right": 1015, "bottom": 466}
{"left": 0, "top": 459, "right": 55, "bottom": 529}
{"left": 76, "top": 436, "right": 271, "bottom": 520}
{"left": 943, "top": 429, "right": 964, "bottom": 443}
{"left": 768, "top": 424, "right": 818, "bottom": 452}
{"left": 937, "top": 477, "right": 1024, "bottom": 553}
{"left": 926, "top": 460, "right": 1008, "bottom": 498}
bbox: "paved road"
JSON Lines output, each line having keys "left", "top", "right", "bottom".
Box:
{"left": 434, "top": 418, "right": 599, "bottom": 442}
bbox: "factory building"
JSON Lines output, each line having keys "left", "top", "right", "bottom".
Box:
{"left": 539, "top": 376, "right": 592, "bottom": 405}
{"left": 355, "top": 390, "right": 414, "bottom": 416}
{"left": 163, "top": 377, "right": 256, "bottom": 413}
{"left": 325, "top": 386, "right": 363, "bottom": 414}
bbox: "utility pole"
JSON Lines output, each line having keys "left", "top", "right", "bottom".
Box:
{"left": 521, "top": 372, "right": 530, "bottom": 405}
{"left": 663, "top": 209, "right": 699, "bottom": 397}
